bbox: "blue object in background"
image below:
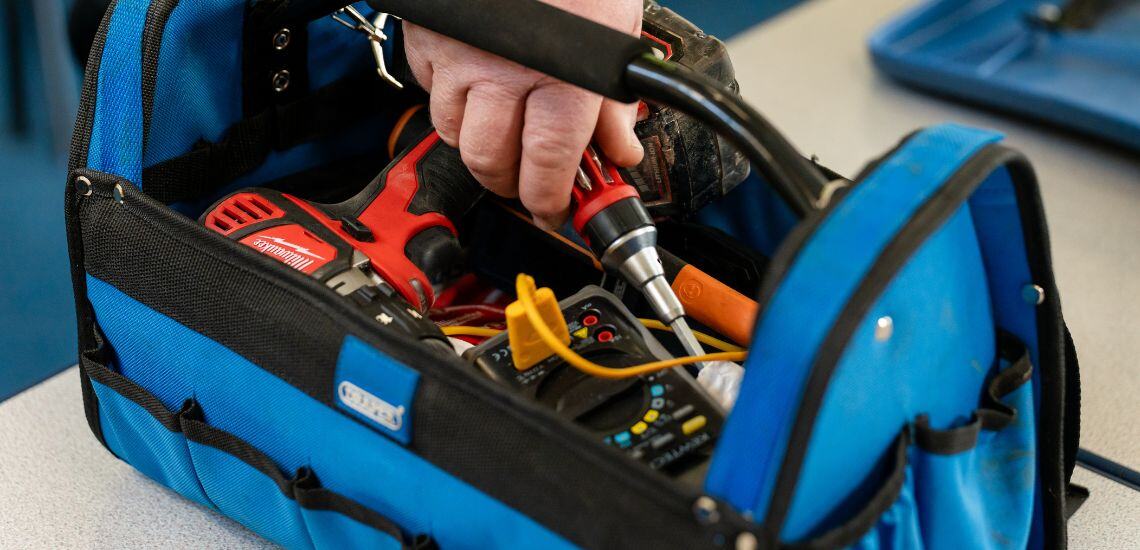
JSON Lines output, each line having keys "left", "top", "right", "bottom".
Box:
{"left": 0, "top": 0, "right": 79, "bottom": 401}
{"left": 660, "top": 0, "right": 805, "bottom": 39}
{"left": 869, "top": 0, "right": 1140, "bottom": 151}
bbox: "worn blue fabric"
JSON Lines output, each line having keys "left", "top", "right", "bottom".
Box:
{"left": 706, "top": 124, "right": 1003, "bottom": 523}
{"left": 87, "top": 0, "right": 147, "bottom": 182}
{"left": 143, "top": 0, "right": 245, "bottom": 168}
{"left": 86, "top": 274, "right": 573, "bottom": 549}
{"left": 90, "top": 382, "right": 402, "bottom": 549}
{"left": 705, "top": 124, "right": 1039, "bottom": 545}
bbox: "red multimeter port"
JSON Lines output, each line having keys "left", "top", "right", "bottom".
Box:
{"left": 596, "top": 325, "right": 616, "bottom": 343}
{"left": 581, "top": 312, "right": 600, "bottom": 327}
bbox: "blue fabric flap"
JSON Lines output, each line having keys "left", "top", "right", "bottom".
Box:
{"left": 335, "top": 335, "right": 419, "bottom": 445}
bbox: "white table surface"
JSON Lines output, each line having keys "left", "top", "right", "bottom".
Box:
{"left": 2, "top": 0, "right": 1137, "bottom": 546}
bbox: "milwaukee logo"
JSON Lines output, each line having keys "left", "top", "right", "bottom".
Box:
{"left": 338, "top": 381, "right": 405, "bottom": 432}
{"left": 248, "top": 236, "right": 325, "bottom": 271}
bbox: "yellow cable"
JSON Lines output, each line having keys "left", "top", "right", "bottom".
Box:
{"left": 636, "top": 319, "right": 745, "bottom": 353}
{"left": 515, "top": 274, "right": 747, "bottom": 380}
{"left": 441, "top": 321, "right": 743, "bottom": 353}
{"left": 440, "top": 326, "right": 504, "bottom": 338}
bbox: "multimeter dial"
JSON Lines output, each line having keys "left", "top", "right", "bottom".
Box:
{"left": 468, "top": 286, "right": 724, "bottom": 472}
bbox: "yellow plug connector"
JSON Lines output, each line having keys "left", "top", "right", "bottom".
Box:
{"left": 505, "top": 285, "right": 570, "bottom": 371}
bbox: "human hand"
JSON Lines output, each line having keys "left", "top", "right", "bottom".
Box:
{"left": 403, "top": 0, "right": 644, "bottom": 229}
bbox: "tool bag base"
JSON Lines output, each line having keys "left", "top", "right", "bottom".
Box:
{"left": 66, "top": 1, "right": 1082, "bottom": 548}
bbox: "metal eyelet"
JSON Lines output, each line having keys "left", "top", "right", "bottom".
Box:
{"left": 875, "top": 316, "right": 894, "bottom": 342}
{"left": 693, "top": 496, "right": 720, "bottom": 525}
{"left": 735, "top": 532, "right": 759, "bottom": 550}
{"left": 113, "top": 183, "right": 125, "bottom": 204}
{"left": 74, "top": 175, "right": 93, "bottom": 197}
{"left": 272, "top": 28, "right": 291, "bottom": 50}
{"left": 1022, "top": 284, "right": 1045, "bottom": 306}
{"left": 272, "top": 70, "right": 291, "bottom": 93}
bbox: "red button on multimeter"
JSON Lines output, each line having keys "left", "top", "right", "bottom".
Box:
{"left": 596, "top": 326, "right": 616, "bottom": 343}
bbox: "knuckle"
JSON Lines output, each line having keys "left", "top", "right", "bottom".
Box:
{"left": 461, "top": 147, "right": 509, "bottom": 180}
{"left": 522, "top": 128, "right": 581, "bottom": 172}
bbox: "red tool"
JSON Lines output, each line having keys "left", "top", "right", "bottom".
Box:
{"left": 200, "top": 130, "right": 484, "bottom": 353}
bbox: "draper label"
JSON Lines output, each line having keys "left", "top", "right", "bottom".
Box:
{"left": 334, "top": 335, "right": 418, "bottom": 444}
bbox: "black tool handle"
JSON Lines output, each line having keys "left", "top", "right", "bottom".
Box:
{"left": 367, "top": 0, "right": 651, "bottom": 101}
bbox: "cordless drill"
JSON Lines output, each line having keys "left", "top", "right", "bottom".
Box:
{"left": 200, "top": 133, "right": 483, "bottom": 355}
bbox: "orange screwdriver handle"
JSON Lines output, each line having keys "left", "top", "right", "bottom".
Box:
{"left": 670, "top": 264, "right": 758, "bottom": 346}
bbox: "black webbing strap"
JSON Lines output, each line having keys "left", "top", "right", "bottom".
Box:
{"left": 142, "top": 76, "right": 390, "bottom": 204}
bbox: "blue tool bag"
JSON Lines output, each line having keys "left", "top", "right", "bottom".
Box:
{"left": 65, "top": 1, "right": 1082, "bottom": 548}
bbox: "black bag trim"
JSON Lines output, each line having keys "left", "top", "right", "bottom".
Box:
{"left": 1007, "top": 147, "right": 1074, "bottom": 548}
{"left": 141, "top": 0, "right": 179, "bottom": 152}
{"left": 79, "top": 331, "right": 407, "bottom": 546}
{"left": 784, "top": 431, "right": 910, "bottom": 550}
{"left": 913, "top": 333, "right": 1033, "bottom": 455}
{"left": 67, "top": 0, "right": 119, "bottom": 451}
{"left": 1064, "top": 483, "right": 1089, "bottom": 519}
{"left": 763, "top": 143, "right": 1072, "bottom": 538}
{"left": 140, "top": 75, "right": 395, "bottom": 204}
{"left": 73, "top": 171, "right": 753, "bottom": 548}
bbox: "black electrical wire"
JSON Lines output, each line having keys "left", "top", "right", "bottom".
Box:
{"left": 626, "top": 53, "right": 828, "bottom": 217}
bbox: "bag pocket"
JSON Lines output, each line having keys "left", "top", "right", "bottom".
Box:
{"left": 80, "top": 329, "right": 408, "bottom": 549}
{"left": 788, "top": 333, "right": 1036, "bottom": 549}
{"left": 787, "top": 432, "right": 924, "bottom": 549}
{"left": 908, "top": 333, "right": 1036, "bottom": 550}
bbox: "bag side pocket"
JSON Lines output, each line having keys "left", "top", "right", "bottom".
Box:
{"left": 909, "top": 333, "right": 1036, "bottom": 550}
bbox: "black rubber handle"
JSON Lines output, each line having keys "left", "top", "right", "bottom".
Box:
{"left": 367, "top": 0, "right": 651, "bottom": 101}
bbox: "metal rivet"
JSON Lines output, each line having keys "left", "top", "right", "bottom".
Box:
{"left": 693, "top": 496, "right": 720, "bottom": 525}
{"left": 875, "top": 316, "right": 894, "bottom": 342}
{"left": 112, "top": 183, "right": 125, "bottom": 204}
{"left": 272, "top": 28, "right": 292, "bottom": 50}
{"left": 272, "top": 70, "right": 291, "bottom": 93}
{"left": 1034, "top": 3, "right": 1062, "bottom": 24}
{"left": 1022, "top": 284, "right": 1045, "bottom": 306}
{"left": 74, "top": 175, "right": 93, "bottom": 197}
{"left": 736, "top": 532, "right": 759, "bottom": 550}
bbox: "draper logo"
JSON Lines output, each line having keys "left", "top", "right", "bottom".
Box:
{"left": 338, "top": 380, "right": 405, "bottom": 432}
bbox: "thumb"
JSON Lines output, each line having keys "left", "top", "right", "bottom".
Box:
{"left": 594, "top": 99, "right": 644, "bottom": 168}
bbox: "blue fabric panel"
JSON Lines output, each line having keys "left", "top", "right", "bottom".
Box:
{"left": 782, "top": 205, "right": 994, "bottom": 539}
{"left": 966, "top": 167, "right": 1046, "bottom": 546}
{"left": 90, "top": 380, "right": 214, "bottom": 509}
{"left": 910, "top": 382, "right": 1036, "bottom": 550}
{"left": 335, "top": 335, "right": 419, "bottom": 445}
{"left": 301, "top": 508, "right": 402, "bottom": 550}
{"left": 697, "top": 171, "right": 798, "bottom": 257}
{"left": 307, "top": 2, "right": 377, "bottom": 91}
{"left": 705, "top": 124, "right": 1003, "bottom": 521}
{"left": 86, "top": 275, "right": 574, "bottom": 549}
{"left": 851, "top": 467, "right": 923, "bottom": 550}
{"left": 143, "top": 0, "right": 245, "bottom": 168}
{"left": 186, "top": 441, "right": 314, "bottom": 549}
{"left": 87, "top": 0, "right": 147, "bottom": 182}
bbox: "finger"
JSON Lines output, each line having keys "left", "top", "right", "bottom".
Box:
{"left": 459, "top": 83, "right": 525, "bottom": 198}
{"left": 594, "top": 99, "right": 643, "bottom": 167}
{"left": 428, "top": 71, "right": 469, "bottom": 148}
{"left": 402, "top": 23, "right": 434, "bottom": 92}
{"left": 519, "top": 82, "right": 602, "bottom": 229}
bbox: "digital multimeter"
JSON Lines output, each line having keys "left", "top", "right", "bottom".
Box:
{"left": 466, "top": 286, "right": 725, "bottom": 472}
